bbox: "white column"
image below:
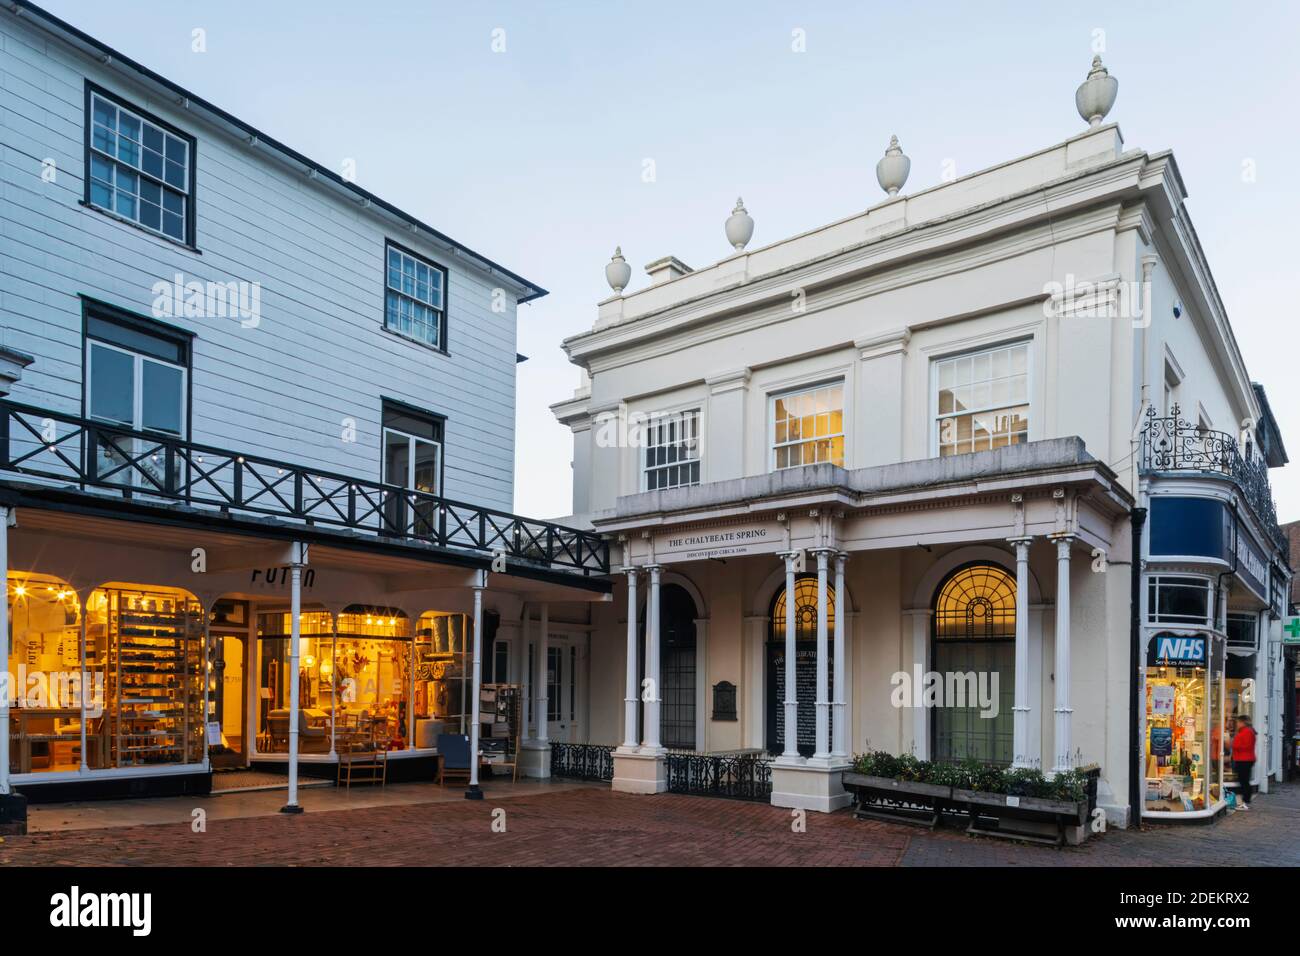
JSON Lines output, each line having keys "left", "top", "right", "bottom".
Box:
{"left": 781, "top": 551, "right": 799, "bottom": 759}
{"left": 904, "top": 609, "right": 932, "bottom": 760}
{"left": 642, "top": 565, "right": 663, "bottom": 751}
{"left": 621, "top": 569, "right": 639, "bottom": 749}
{"left": 1010, "top": 537, "right": 1032, "bottom": 768}
{"left": 832, "top": 552, "right": 848, "bottom": 760}
{"left": 1052, "top": 535, "right": 1074, "bottom": 773}
{"left": 535, "top": 604, "right": 549, "bottom": 744}
{"left": 0, "top": 507, "right": 9, "bottom": 795}
{"left": 281, "top": 542, "right": 306, "bottom": 813}
{"left": 813, "top": 549, "right": 831, "bottom": 760}
{"left": 328, "top": 614, "right": 338, "bottom": 759}
{"left": 466, "top": 572, "right": 486, "bottom": 798}
{"left": 79, "top": 593, "right": 89, "bottom": 771}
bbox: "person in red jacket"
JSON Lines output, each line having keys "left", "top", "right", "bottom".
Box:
{"left": 1231, "top": 714, "right": 1258, "bottom": 810}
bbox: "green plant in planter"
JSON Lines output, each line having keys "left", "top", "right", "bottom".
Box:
{"left": 958, "top": 759, "right": 1005, "bottom": 793}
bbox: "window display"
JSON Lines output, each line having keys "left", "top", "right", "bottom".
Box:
{"left": 412, "top": 611, "right": 469, "bottom": 747}
{"left": 6, "top": 576, "right": 205, "bottom": 774}
{"left": 1144, "top": 632, "right": 1224, "bottom": 816}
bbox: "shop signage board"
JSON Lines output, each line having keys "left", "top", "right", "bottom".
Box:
{"left": 1148, "top": 635, "right": 1207, "bottom": 667}
{"left": 1284, "top": 617, "right": 1300, "bottom": 646}
{"left": 655, "top": 522, "right": 783, "bottom": 564}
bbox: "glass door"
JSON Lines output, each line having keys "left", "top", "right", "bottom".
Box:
{"left": 87, "top": 340, "right": 186, "bottom": 491}
{"left": 383, "top": 427, "right": 440, "bottom": 535}
{"left": 546, "top": 641, "right": 575, "bottom": 742}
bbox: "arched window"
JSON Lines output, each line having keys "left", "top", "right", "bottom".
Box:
{"left": 766, "top": 575, "right": 837, "bottom": 757}
{"left": 934, "top": 565, "right": 1016, "bottom": 640}
{"left": 931, "top": 563, "right": 1016, "bottom": 765}
{"left": 771, "top": 575, "right": 835, "bottom": 642}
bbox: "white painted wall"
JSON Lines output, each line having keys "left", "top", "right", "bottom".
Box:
{"left": 1, "top": 13, "right": 523, "bottom": 511}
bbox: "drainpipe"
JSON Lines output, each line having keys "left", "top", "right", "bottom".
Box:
{"left": 1128, "top": 506, "right": 1146, "bottom": 828}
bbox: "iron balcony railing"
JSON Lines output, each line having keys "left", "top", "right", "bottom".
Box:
{"left": 0, "top": 399, "right": 608, "bottom": 575}
{"left": 1138, "top": 403, "right": 1284, "bottom": 551}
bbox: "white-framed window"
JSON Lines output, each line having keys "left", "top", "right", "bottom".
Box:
{"left": 84, "top": 307, "right": 190, "bottom": 491}
{"left": 934, "top": 342, "right": 1029, "bottom": 457}
{"left": 385, "top": 242, "right": 447, "bottom": 350}
{"left": 381, "top": 401, "right": 443, "bottom": 534}
{"left": 770, "top": 381, "right": 844, "bottom": 471}
{"left": 642, "top": 409, "right": 701, "bottom": 491}
{"left": 87, "top": 89, "right": 193, "bottom": 244}
{"left": 1147, "top": 575, "right": 1214, "bottom": 627}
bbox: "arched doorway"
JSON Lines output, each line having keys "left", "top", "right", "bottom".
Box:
{"left": 766, "top": 575, "right": 836, "bottom": 757}
{"left": 638, "top": 584, "right": 698, "bottom": 749}
{"left": 930, "top": 563, "right": 1016, "bottom": 765}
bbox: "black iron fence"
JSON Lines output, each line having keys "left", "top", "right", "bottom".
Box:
{"left": 666, "top": 751, "right": 773, "bottom": 801}
{"left": 1139, "top": 404, "right": 1284, "bottom": 550}
{"left": 0, "top": 399, "right": 608, "bottom": 575}
{"left": 550, "top": 742, "right": 615, "bottom": 781}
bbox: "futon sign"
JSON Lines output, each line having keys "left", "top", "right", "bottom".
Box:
{"left": 1148, "top": 635, "right": 1206, "bottom": 667}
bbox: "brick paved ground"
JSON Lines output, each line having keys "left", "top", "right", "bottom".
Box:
{"left": 2, "top": 781, "right": 1296, "bottom": 866}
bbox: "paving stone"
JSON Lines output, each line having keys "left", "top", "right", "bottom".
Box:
{"left": 0, "top": 782, "right": 1295, "bottom": 866}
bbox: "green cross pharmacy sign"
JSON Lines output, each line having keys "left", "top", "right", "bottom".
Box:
{"left": 1285, "top": 617, "right": 1300, "bottom": 645}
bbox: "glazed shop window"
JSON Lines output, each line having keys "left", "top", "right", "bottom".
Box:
{"left": 87, "top": 88, "right": 194, "bottom": 243}
{"left": 1145, "top": 637, "right": 1224, "bottom": 814}
{"left": 1147, "top": 575, "right": 1213, "bottom": 627}
{"left": 771, "top": 382, "right": 844, "bottom": 470}
{"left": 643, "top": 408, "right": 701, "bottom": 491}
{"left": 412, "top": 611, "right": 471, "bottom": 747}
{"left": 6, "top": 577, "right": 204, "bottom": 775}
{"left": 934, "top": 342, "right": 1029, "bottom": 457}
{"left": 257, "top": 610, "right": 338, "bottom": 754}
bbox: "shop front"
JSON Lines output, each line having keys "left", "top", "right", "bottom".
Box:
{"left": 1141, "top": 630, "right": 1225, "bottom": 818}
{"left": 0, "top": 453, "right": 610, "bottom": 818}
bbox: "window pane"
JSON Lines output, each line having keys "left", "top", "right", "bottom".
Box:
{"left": 141, "top": 360, "right": 184, "bottom": 434}
{"left": 89, "top": 344, "right": 135, "bottom": 426}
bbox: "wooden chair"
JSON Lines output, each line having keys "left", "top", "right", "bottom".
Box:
{"left": 337, "top": 738, "right": 387, "bottom": 789}
{"left": 436, "top": 733, "right": 472, "bottom": 787}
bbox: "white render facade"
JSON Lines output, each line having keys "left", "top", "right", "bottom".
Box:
{"left": 552, "top": 71, "right": 1291, "bottom": 825}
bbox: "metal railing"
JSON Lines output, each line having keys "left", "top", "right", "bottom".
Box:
{"left": 665, "top": 751, "right": 773, "bottom": 801}
{"left": 0, "top": 399, "right": 609, "bottom": 575}
{"left": 1138, "top": 404, "right": 1284, "bottom": 551}
{"left": 549, "top": 742, "right": 615, "bottom": 781}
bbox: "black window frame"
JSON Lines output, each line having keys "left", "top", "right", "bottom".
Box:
{"left": 82, "top": 82, "right": 199, "bottom": 250}
{"left": 380, "top": 397, "right": 447, "bottom": 492}
{"left": 383, "top": 240, "right": 450, "bottom": 354}
{"left": 79, "top": 295, "right": 195, "bottom": 436}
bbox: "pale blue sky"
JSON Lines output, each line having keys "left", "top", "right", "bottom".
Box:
{"left": 39, "top": 0, "right": 1300, "bottom": 522}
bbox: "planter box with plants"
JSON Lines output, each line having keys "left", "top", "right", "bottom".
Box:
{"left": 841, "top": 753, "right": 962, "bottom": 829}
{"left": 844, "top": 752, "right": 1100, "bottom": 847}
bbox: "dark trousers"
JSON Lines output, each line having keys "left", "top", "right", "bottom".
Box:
{"left": 1234, "top": 761, "right": 1255, "bottom": 806}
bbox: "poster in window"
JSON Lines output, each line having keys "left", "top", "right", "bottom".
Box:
{"left": 1151, "top": 684, "right": 1175, "bottom": 716}
{"left": 1150, "top": 725, "right": 1173, "bottom": 757}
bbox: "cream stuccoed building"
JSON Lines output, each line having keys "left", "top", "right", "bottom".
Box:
{"left": 547, "top": 58, "right": 1291, "bottom": 826}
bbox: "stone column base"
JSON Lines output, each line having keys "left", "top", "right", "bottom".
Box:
{"left": 611, "top": 748, "right": 667, "bottom": 794}
{"left": 519, "top": 740, "right": 552, "bottom": 779}
{"left": 770, "top": 758, "right": 852, "bottom": 813}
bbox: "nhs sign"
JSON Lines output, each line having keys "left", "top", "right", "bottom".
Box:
{"left": 1148, "top": 635, "right": 1207, "bottom": 667}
